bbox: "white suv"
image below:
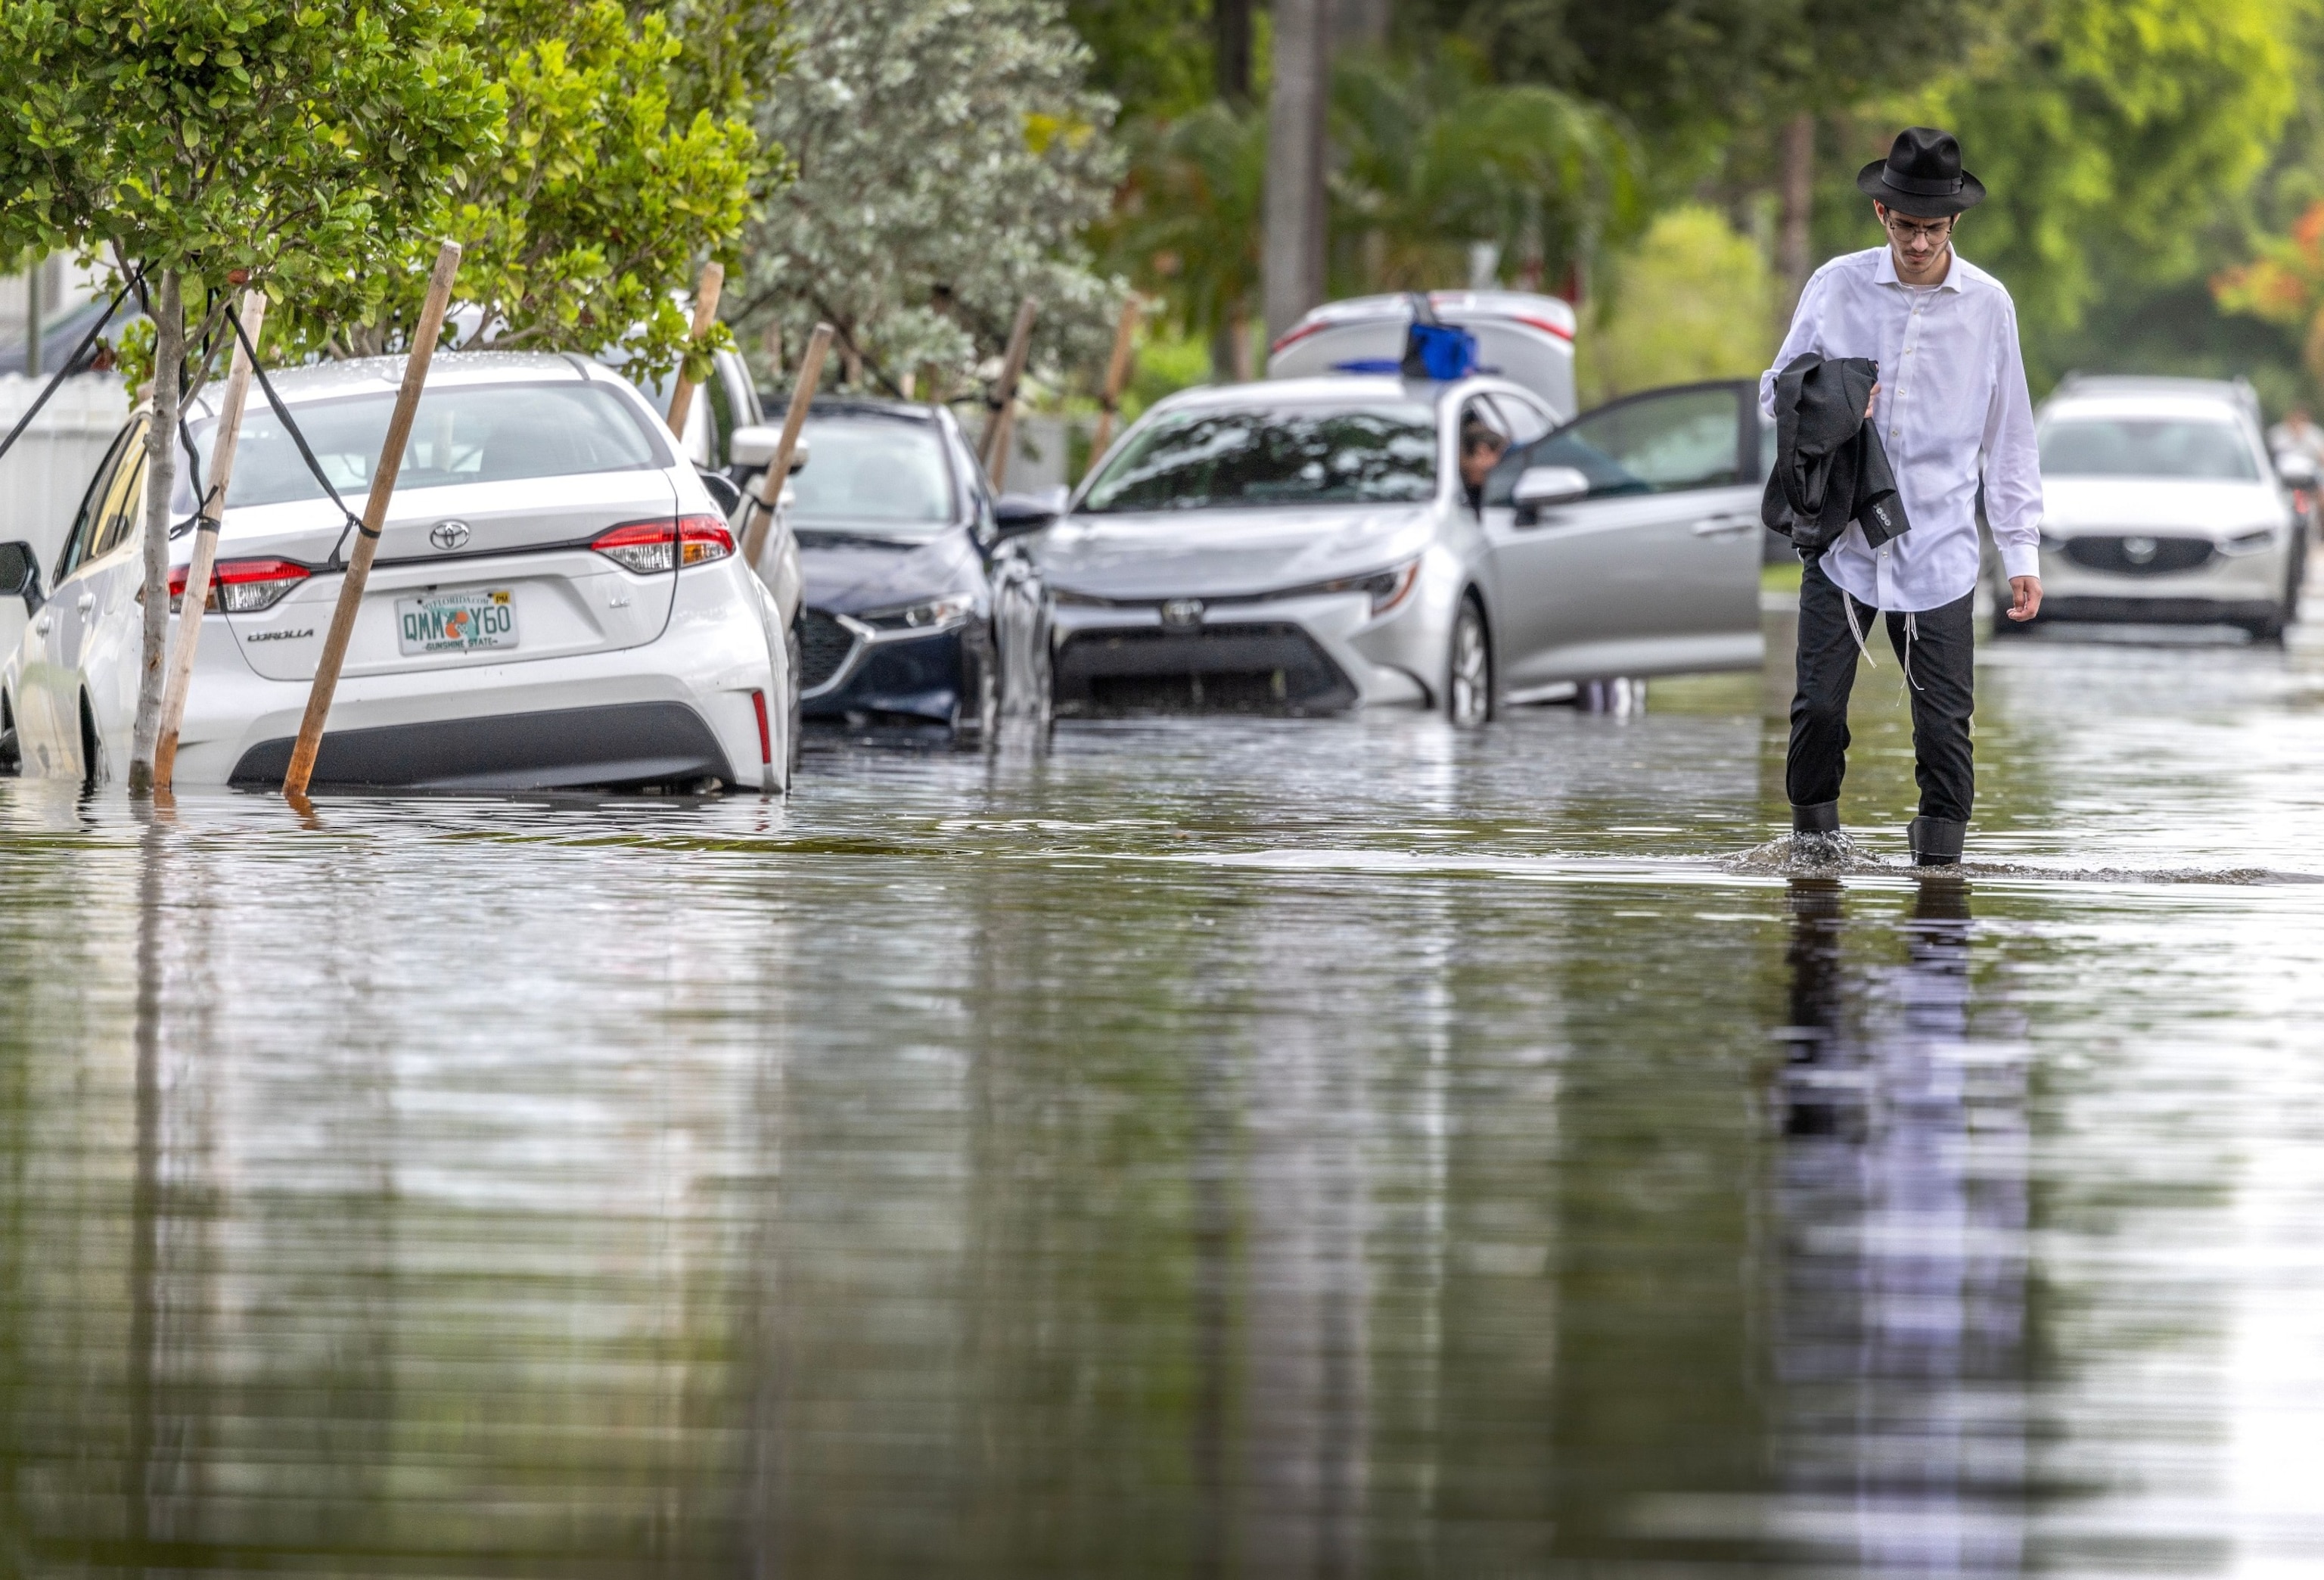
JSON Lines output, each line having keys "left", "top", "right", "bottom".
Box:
{"left": 1996, "top": 375, "right": 2305, "bottom": 642}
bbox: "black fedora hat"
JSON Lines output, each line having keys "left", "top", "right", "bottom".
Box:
{"left": 1856, "top": 126, "right": 1985, "bottom": 217}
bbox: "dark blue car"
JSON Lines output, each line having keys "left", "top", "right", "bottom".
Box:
{"left": 788, "top": 399, "right": 1047, "bottom": 741}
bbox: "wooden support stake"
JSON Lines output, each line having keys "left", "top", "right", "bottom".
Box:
{"left": 1084, "top": 296, "right": 1141, "bottom": 481}
{"left": 741, "top": 323, "right": 832, "bottom": 573}
{"left": 282, "top": 241, "right": 462, "bottom": 801}
{"left": 662, "top": 260, "right": 725, "bottom": 446}
{"left": 980, "top": 297, "right": 1039, "bottom": 487}
{"left": 154, "top": 288, "right": 269, "bottom": 791}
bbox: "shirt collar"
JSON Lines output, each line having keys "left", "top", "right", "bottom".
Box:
{"left": 1874, "top": 245, "right": 1965, "bottom": 292}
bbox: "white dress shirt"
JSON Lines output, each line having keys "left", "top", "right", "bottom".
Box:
{"left": 1760, "top": 246, "right": 2043, "bottom": 612}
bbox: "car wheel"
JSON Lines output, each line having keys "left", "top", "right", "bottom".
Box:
{"left": 2242, "top": 610, "right": 2288, "bottom": 645}
{"left": 786, "top": 621, "right": 804, "bottom": 782}
{"left": 1447, "top": 593, "right": 1492, "bottom": 726}
{"left": 953, "top": 630, "right": 999, "bottom": 748}
{"left": 78, "top": 692, "right": 102, "bottom": 791}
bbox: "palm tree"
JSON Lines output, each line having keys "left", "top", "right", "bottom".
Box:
{"left": 1328, "top": 46, "right": 1641, "bottom": 298}
{"left": 1107, "top": 101, "right": 1268, "bottom": 379}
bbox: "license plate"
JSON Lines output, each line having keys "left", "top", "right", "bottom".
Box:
{"left": 396, "top": 587, "right": 518, "bottom": 655}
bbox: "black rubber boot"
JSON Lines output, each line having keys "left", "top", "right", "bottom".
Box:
{"left": 1792, "top": 801, "right": 1841, "bottom": 835}
{"left": 1908, "top": 816, "right": 1966, "bottom": 866}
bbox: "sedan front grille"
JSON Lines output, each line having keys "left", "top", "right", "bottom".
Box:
{"left": 798, "top": 609, "right": 859, "bottom": 691}
{"left": 2061, "top": 535, "right": 2215, "bottom": 575}
{"left": 1054, "top": 623, "right": 1358, "bottom": 717}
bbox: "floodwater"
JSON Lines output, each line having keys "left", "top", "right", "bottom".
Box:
{"left": 6, "top": 611, "right": 2324, "bottom": 1577}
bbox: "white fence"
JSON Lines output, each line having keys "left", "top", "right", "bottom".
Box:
{"left": 0, "top": 373, "right": 128, "bottom": 657}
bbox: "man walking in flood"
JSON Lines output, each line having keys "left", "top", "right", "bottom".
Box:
{"left": 1763, "top": 126, "right": 2043, "bottom": 866}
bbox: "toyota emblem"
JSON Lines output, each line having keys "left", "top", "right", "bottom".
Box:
{"left": 429, "top": 520, "right": 472, "bottom": 551}
{"left": 1160, "top": 598, "right": 1206, "bottom": 629}
{"left": 2122, "top": 535, "right": 2158, "bottom": 565}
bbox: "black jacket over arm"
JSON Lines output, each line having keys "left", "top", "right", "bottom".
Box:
{"left": 1762, "top": 352, "right": 1910, "bottom": 556}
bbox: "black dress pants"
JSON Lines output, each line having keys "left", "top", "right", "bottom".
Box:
{"left": 1787, "top": 557, "right": 1974, "bottom": 823}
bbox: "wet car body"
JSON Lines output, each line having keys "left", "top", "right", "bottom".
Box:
{"left": 788, "top": 400, "right": 1028, "bottom": 737}
{"left": 1998, "top": 375, "right": 2305, "bottom": 640}
{"left": 0, "top": 353, "right": 792, "bottom": 791}
{"left": 1034, "top": 375, "right": 1767, "bottom": 720}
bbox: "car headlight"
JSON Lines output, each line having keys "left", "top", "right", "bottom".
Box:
{"left": 2218, "top": 527, "right": 2277, "bottom": 557}
{"left": 858, "top": 593, "right": 975, "bottom": 632}
{"left": 1271, "top": 557, "right": 1424, "bottom": 615}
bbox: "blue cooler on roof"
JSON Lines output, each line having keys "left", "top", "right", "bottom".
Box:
{"left": 1266, "top": 288, "right": 1578, "bottom": 419}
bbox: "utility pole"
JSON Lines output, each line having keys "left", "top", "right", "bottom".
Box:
{"left": 1263, "top": 0, "right": 1334, "bottom": 346}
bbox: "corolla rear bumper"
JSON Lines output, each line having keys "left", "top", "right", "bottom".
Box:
{"left": 167, "top": 567, "right": 784, "bottom": 792}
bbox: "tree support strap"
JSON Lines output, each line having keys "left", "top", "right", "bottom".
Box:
{"left": 223, "top": 302, "right": 375, "bottom": 560}
{"left": 0, "top": 272, "right": 140, "bottom": 470}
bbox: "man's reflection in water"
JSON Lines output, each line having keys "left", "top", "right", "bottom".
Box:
{"left": 1771, "top": 878, "right": 2030, "bottom": 1575}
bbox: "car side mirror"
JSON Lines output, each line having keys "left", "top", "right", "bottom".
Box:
{"left": 1512, "top": 465, "right": 1592, "bottom": 511}
{"left": 0, "top": 541, "right": 42, "bottom": 614}
{"left": 696, "top": 467, "right": 744, "bottom": 517}
{"left": 731, "top": 425, "right": 809, "bottom": 475}
{"left": 992, "top": 492, "right": 1061, "bottom": 537}
{"left": 2276, "top": 450, "right": 2319, "bottom": 489}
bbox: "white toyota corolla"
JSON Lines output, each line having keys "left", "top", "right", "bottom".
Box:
{"left": 0, "top": 352, "right": 794, "bottom": 792}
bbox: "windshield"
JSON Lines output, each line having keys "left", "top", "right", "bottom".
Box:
{"left": 176, "top": 381, "right": 666, "bottom": 512}
{"left": 789, "top": 415, "right": 956, "bottom": 537}
{"left": 2039, "top": 415, "right": 2260, "bottom": 481}
{"left": 1081, "top": 403, "right": 1437, "bottom": 512}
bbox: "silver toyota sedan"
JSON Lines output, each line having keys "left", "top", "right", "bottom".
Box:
{"left": 1031, "top": 375, "right": 1768, "bottom": 722}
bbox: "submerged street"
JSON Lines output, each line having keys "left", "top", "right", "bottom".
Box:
{"left": 5, "top": 612, "right": 2324, "bottom": 1574}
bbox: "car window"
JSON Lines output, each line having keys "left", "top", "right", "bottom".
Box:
{"left": 88, "top": 442, "right": 149, "bottom": 561}
{"left": 705, "top": 366, "right": 735, "bottom": 468}
{"left": 57, "top": 420, "right": 143, "bottom": 582}
{"left": 176, "top": 382, "right": 668, "bottom": 510}
{"left": 790, "top": 415, "right": 956, "bottom": 537}
{"left": 1082, "top": 402, "right": 1437, "bottom": 512}
{"left": 1489, "top": 393, "right": 1554, "bottom": 447}
{"left": 2038, "top": 416, "right": 2260, "bottom": 481}
{"left": 1494, "top": 385, "right": 1745, "bottom": 502}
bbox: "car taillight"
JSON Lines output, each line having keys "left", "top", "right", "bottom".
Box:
{"left": 591, "top": 515, "right": 735, "bottom": 574}
{"left": 169, "top": 558, "right": 310, "bottom": 614}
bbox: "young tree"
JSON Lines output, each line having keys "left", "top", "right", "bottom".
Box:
{"left": 0, "top": 0, "right": 498, "bottom": 791}
{"left": 738, "top": 0, "right": 1126, "bottom": 396}
{"left": 275, "top": 0, "right": 776, "bottom": 386}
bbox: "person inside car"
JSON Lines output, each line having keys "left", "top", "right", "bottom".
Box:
{"left": 1459, "top": 415, "right": 1507, "bottom": 512}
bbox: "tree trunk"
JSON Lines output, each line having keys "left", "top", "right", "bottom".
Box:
{"left": 1263, "top": 0, "right": 1334, "bottom": 345}
{"left": 127, "top": 270, "right": 182, "bottom": 795}
{"left": 1776, "top": 112, "right": 1815, "bottom": 316}
{"left": 1210, "top": 317, "right": 1241, "bottom": 384}
{"left": 1213, "top": 0, "right": 1253, "bottom": 105}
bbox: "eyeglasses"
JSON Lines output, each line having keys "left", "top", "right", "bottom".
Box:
{"left": 1882, "top": 214, "right": 1955, "bottom": 243}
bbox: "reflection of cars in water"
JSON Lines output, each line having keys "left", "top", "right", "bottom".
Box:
{"left": 1995, "top": 375, "right": 2306, "bottom": 641}
{"left": 786, "top": 399, "right": 1048, "bottom": 741}
{"left": 1027, "top": 375, "right": 1764, "bottom": 723}
{"left": 0, "top": 353, "right": 793, "bottom": 790}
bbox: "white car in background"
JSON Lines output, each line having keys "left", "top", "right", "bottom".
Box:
{"left": 1997, "top": 375, "right": 2307, "bottom": 641}
{"left": 0, "top": 352, "right": 794, "bottom": 791}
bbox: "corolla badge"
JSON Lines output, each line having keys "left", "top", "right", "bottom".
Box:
{"left": 1160, "top": 598, "right": 1206, "bottom": 629}
{"left": 2123, "top": 536, "right": 2158, "bottom": 565}
{"left": 429, "top": 520, "right": 473, "bottom": 552}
